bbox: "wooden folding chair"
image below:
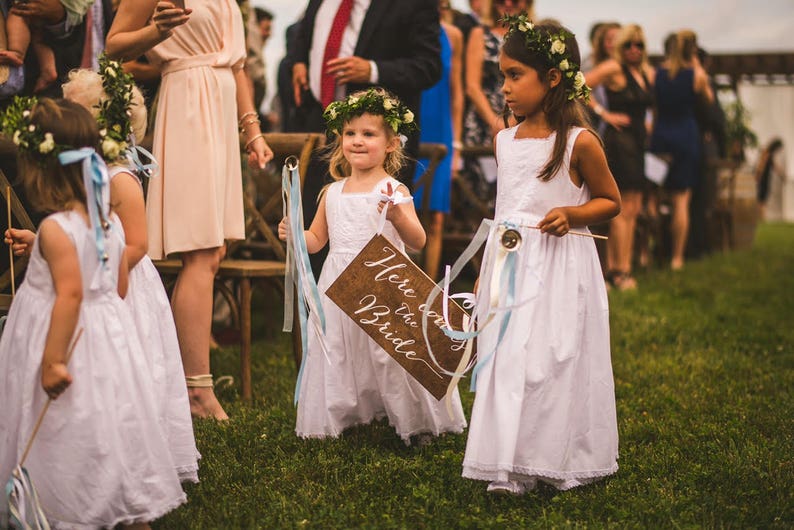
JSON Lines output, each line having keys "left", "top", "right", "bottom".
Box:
{"left": 0, "top": 169, "right": 37, "bottom": 313}
{"left": 154, "top": 132, "right": 325, "bottom": 401}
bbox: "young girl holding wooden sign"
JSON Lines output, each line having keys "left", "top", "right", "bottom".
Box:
{"left": 460, "top": 16, "right": 621, "bottom": 494}
{"left": 278, "top": 88, "right": 466, "bottom": 445}
{"left": 0, "top": 97, "right": 186, "bottom": 527}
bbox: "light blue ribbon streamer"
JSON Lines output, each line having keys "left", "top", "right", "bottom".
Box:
{"left": 280, "top": 159, "right": 326, "bottom": 405}
{"left": 420, "top": 219, "right": 531, "bottom": 391}
{"left": 6, "top": 466, "right": 51, "bottom": 529}
{"left": 124, "top": 144, "right": 159, "bottom": 179}
{"left": 58, "top": 148, "right": 111, "bottom": 265}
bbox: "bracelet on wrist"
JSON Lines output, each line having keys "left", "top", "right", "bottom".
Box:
{"left": 238, "top": 111, "right": 258, "bottom": 127}
{"left": 452, "top": 141, "right": 463, "bottom": 150}
{"left": 239, "top": 118, "right": 261, "bottom": 131}
{"left": 245, "top": 133, "right": 265, "bottom": 152}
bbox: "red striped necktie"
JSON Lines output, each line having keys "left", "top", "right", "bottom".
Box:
{"left": 320, "top": 0, "right": 354, "bottom": 109}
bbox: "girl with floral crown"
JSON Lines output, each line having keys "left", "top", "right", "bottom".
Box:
{"left": 0, "top": 97, "right": 186, "bottom": 527}
{"left": 278, "top": 88, "right": 466, "bottom": 444}
{"left": 460, "top": 16, "right": 621, "bottom": 494}
{"left": 62, "top": 57, "right": 201, "bottom": 481}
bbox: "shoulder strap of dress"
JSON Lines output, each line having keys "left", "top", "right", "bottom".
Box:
{"left": 565, "top": 127, "right": 587, "bottom": 165}
{"left": 108, "top": 164, "right": 143, "bottom": 190}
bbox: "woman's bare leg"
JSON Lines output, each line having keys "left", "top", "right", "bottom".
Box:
{"left": 172, "top": 246, "right": 228, "bottom": 419}
{"left": 670, "top": 189, "right": 692, "bottom": 270}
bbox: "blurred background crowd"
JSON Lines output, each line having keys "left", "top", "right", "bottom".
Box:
{"left": 0, "top": 0, "right": 790, "bottom": 292}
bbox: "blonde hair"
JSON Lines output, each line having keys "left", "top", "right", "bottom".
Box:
{"left": 20, "top": 99, "right": 99, "bottom": 213}
{"left": 325, "top": 90, "right": 406, "bottom": 182}
{"left": 613, "top": 24, "right": 649, "bottom": 67}
{"left": 666, "top": 29, "right": 698, "bottom": 79}
{"left": 62, "top": 68, "right": 148, "bottom": 142}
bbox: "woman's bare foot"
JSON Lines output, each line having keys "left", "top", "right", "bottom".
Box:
{"left": 188, "top": 387, "right": 229, "bottom": 420}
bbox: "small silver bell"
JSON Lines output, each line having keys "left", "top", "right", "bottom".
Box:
{"left": 102, "top": 221, "right": 110, "bottom": 231}
{"left": 501, "top": 229, "right": 522, "bottom": 252}
{"left": 102, "top": 252, "right": 109, "bottom": 261}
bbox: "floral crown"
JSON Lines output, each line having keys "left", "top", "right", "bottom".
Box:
{"left": 323, "top": 88, "right": 418, "bottom": 137}
{"left": 501, "top": 13, "right": 591, "bottom": 102}
{"left": 97, "top": 54, "right": 135, "bottom": 161}
{"left": 1, "top": 96, "right": 67, "bottom": 159}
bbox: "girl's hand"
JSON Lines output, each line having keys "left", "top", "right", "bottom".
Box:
{"left": 246, "top": 135, "right": 274, "bottom": 170}
{"left": 278, "top": 216, "right": 289, "bottom": 241}
{"left": 538, "top": 207, "right": 571, "bottom": 237}
{"left": 41, "top": 361, "right": 72, "bottom": 400}
{"left": 5, "top": 228, "right": 36, "bottom": 256}
{"left": 377, "top": 182, "right": 406, "bottom": 223}
{"left": 152, "top": 1, "right": 192, "bottom": 38}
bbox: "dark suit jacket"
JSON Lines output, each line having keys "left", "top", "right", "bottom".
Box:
{"left": 290, "top": 0, "right": 441, "bottom": 126}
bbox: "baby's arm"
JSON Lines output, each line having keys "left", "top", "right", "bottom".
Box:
{"left": 0, "top": 12, "right": 31, "bottom": 65}
{"left": 110, "top": 171, "right": 148, "bottom": 270}
{"left": 278, "top": 192, "right": 330, "bottom": 254}
{"left": 4, "top": 228, "right": 37, "bottom": 256}
{"left": 38, "top": 218, "right": 82, "bottom": 400}
{"left": 378, "top": 181, "right": 426, "bottom": 252}
{"left": 537, "top": 130, "right": 621, "bottom": 236}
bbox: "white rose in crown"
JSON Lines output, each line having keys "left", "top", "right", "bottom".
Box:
{"left": 12, "top": 130, "right": 21, "bottom": 145}
{"left": 39, "top": 132, "right": 55, "bottom": 154}
{"left": 22, "top": 110, "right": 30, "bottom": 118}
{"left": 518, "top": 22, "right": 529, "bottom": 32}
{"left": 102, "top": 137, "right": 122, "bottom": 159}
{"left": 105, "top": 67, "right": 117, "bottom": 78}
{"left": 403, "top": 110, "right": 414, "bottom": 124}
{"left": 550, "top": 39, "right": 566, "bottom": 55}
{"left": 573, "top": 71, "right": 586, "bottom": 90}
{"left": 383, "top": 99, "right": 394, "bottom": 110}
{"left": 559, "top": 59, "right": 570, "bottom": 71}
{"left": 328, "top": 108, "right": 337, "bottom": 119}
{"left": 348, "top": 96, "right": 360, "bottom": 104}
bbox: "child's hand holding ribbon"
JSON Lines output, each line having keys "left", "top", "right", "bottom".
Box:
{"left": 376, "top": 181, "right": 413, "bottom": 234}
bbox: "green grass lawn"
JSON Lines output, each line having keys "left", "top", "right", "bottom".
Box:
{"left": 158, "top": 223, "right": 794, "bottom": 529}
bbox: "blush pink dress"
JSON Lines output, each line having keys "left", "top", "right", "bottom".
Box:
{"left": 145, "top": 0, "right": 246, "bottom": 258}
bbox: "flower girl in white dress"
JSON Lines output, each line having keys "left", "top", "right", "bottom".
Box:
{"left": 62, "top": 60, "right": 200, "bottom": 482}
{"left": 279, "top": 89, "right": 466, "bottom": 444}
{"left": 0, "top": 98, "right": 186, "bottom": 527}
{"left": 462, "top": 17, "right": 622, "bottom": 495}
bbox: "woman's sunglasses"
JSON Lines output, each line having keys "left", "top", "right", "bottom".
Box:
{"left": 622, "top": 41, "right": 645, "bottom": 51}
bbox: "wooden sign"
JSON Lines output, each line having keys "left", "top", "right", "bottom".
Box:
{"left": 326, "top": 234, "right": 470, "bottom": 400}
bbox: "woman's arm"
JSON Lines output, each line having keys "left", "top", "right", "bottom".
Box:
{"left": 38, "top": 218, "right": 82, "bottom": 399}
{"left": 105, "top": 0, "right": 190, "bottom": 61}
{"left": 110, "top": 172, "right": 148, "bottom": 270}
{"left": 537, "top": 130, "right": 621, "bottom": 235}
{"left": 464, "top": 27, "right": 501, "bottom": 138}
{"left": 233, "top": 67, "right": 274, "bottom": 169}
{"left": 584, "top": 59, "right": 630, "bottom": 130}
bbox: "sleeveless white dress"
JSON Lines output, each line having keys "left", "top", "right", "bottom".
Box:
{"left": 109, "top": 166, "right": 200, "bottom": 483}
{"left": 0, "top": 211, "right": 186, "bottom": 527}
{"left": 462, "top": 126, "right": 619, "bottom": 489}
{"left": 296, "top": 177, "right": 467, "bottom": 443}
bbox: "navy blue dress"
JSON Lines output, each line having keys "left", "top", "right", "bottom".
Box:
{"left": 651, "top": 67, "right": 700, "bottom": 190}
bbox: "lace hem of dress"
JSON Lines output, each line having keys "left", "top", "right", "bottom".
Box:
{"left": 462, "top": 461, "right": 618, "bottom": 486}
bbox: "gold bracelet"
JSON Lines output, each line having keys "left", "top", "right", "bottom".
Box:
{"left": 238, "top": 111, "right": 257, "bottom": 126}
{"left": 239, "top": 117, "right": 261, "bottom": 131}
{"left": 245, "top": 133, "right": 265, "bottom": 152}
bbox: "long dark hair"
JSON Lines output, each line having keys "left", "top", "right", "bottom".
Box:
{"left": 501, "top": 21, "right": 592, "bottom": 181}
